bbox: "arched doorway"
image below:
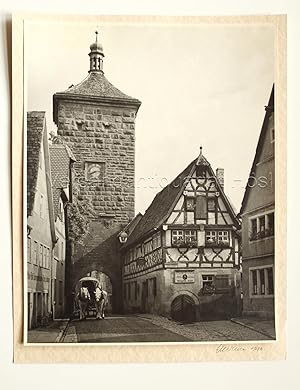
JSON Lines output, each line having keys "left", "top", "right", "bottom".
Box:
{"left": 171, "top": 294, "right": 196, "bottom": 323}
{"left": 85, "top": 270, "right": 113, "bottom": 314}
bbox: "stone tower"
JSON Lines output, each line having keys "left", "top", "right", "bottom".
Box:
{"left": 53, "top": 32, "right": 141, "bottom": 312}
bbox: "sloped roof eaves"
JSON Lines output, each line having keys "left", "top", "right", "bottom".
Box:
{"left": 27, "top": 111, "right": 46, "bottom": 217}
{"left": 62, "top": 72, "right": 138, "bottom": 101}
{"left": 124, "top": 160, "right": 196, "bottom": 247}
{"left": 239, "top": 85, "right": 274, "bottom": 216}
{"left": 49, "top": 146, "right": 73, "bottom": 218}
{"left": 53, "top": 72, "right": 141, "bottom": 124}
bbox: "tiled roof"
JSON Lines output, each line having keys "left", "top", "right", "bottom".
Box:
{"left": 49, "top": 144, "right": 76, "bottom": 219}
{"left": 125, "top": 159, "right": 196, "bottom": 247}
{"left": 27, "top": 111, "right": 46, "bottom": 217}
{"left": 239, "top": 85, "right": 274, "bottom": 215}
{"left": 57, "top": 72, "right": 141, "bottom": 103}
{"left": 125, "top": 154, "right": 240, "bottom": 247}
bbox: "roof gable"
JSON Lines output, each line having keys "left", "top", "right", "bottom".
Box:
{"left": 239, "top": 85, "right": 274, "bottom": 215}
{"left": 27, "top": 111, "right": 46, "bottom": 217}
{"left": 125, "top": 154, "right": 239, "bottom": 247}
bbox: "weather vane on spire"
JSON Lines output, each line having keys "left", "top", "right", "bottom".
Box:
{"left": 95, "top": 30, "right": 98, "bottom": 42}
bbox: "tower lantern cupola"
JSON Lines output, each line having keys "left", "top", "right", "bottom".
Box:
{"left": 89, "top": 31, "right": 104, "bottom": 73}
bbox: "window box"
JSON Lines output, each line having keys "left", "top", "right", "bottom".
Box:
{"left": 205, "top": 231, "right": 230, "bottom": 247}
{"left": 172, "top": 230, "right": 198, "bottom": 248}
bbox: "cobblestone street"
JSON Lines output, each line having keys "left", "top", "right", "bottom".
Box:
{"left": 56, "top": 315, "right": 275, "bottom": 343}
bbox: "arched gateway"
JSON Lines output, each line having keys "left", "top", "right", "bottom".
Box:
{"left": 52, "top": 34, "right": 141, "bottom": 317}
{"left": 66, "top": 221, "right": 124, "bottom": 314}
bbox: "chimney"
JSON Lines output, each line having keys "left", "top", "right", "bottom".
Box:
{"left": 216, "top": 168, "right": 224, "bottom": 190}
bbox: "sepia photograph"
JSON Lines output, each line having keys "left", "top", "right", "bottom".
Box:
{"left": 23, "top": 17, "right": 277, "bottom": 345}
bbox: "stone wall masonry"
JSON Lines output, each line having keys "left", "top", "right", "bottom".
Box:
{"left": 57, "top": 101, "right": 137, "bottom": 224}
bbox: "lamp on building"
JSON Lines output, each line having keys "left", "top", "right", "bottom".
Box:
{"left": 118, "top": 231, "right": 128, "bottom": 244}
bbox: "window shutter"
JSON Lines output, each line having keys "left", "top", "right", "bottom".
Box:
{"left": 196, "top": 196, "right": 207, "bottom": 219}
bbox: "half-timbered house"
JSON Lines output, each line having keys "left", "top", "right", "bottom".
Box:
{"left": 121, "top": 149, "right": 242, "bottom": 321}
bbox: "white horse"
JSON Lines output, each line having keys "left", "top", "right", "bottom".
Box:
{"left": 95, "top": 287, "right": 108, "bottom": 320}
{"left": 77, "top": 286, "right": 91, "bottom": 320}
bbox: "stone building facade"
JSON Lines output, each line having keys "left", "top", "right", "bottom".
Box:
{"left": 52, "top": 33, "right": 141, "bottom": 312}
{"left": 239, "top": 86, "right": 275, "bottom": 319}
{"left": 27, "top": 111, "right": 56, "bottom": 329}
{"left": 121, "top": 149, "right": 242, "bottom": 321}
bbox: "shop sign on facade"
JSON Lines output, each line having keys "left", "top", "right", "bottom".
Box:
{"left": 174, "top": 270, "right": 195, "bottom": 284}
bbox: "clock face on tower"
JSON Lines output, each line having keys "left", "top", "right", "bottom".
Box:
{"left": 85, "top": 162, "right": 105, "bottom": 181}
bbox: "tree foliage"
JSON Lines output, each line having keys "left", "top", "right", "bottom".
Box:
{"left": 67, "top": 180, "right": 95, "bottom": 244}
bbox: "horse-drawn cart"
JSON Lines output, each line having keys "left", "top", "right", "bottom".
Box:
{"left": 73, "top": 276, "right": 108, "bottom": 320}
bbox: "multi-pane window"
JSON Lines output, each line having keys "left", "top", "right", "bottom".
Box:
{"left": 43, "top": 246, "right": 47, "bottom": 268}
{"left": 267, "top": 268, "right": 274, "bottom": 294}
{"left": 202, "top": 275, "right": 214, "bottom": 287}
{"left": 206, "top": 230, "right": 216, "bottom": 244}
{"left": 202, "top": 275, "right": 216, "bottom": 294}
{"left": 27, "top": 237, "right": 31, "bottom": 263}
{"left": 135, "top": 245, "right": 142, "bottom": 259}
{"left": 39, "top": 244, "right": 43, "bottom": 267}
{"left": 218, "top": 231, "right": 229, "bottom": 243}
{"left": 144, "top": 239, "right": 153, "bottom": 255}
{"left": 129, "top": 249, "right": 134, "bottom": 262}
{"left": 250, "top": 267, "right": 274, "bottom": 296}
{"left": 259, "top": 216, "right": 265, "bottom": 232}
{"left": 251, "top": 219, "right": 257, "bottom": 236}
{"left": 205, "top": 230, "right": 229, "bottom": 246}
{"left": 252, "top": 270, "right": 258, "bottom": 295}
{"left": 153, "top": 232, "right": 161, "bottom": 250}
{"left": 39, "top": 194, "right": 44, "bottom": 218}
{"left": 185, "top": 230, "right": 197, "bottom": 244}
{"left": 250, "top": 212, "right": 274, "bottom": 241}
{"left": 171, "top": 230, "right": 184, "bottom": 245}
{"left": 267, "top": 213, "right": 274, "bottom": 235}
{"left": 171, "top": 230, "right": 197, "bottom": 247}
{"left": 33, "top": 241, "right": 38, "bottom": 265}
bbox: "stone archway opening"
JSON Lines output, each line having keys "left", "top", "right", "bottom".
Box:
{"left": 171, "top": 294, "right": 196, "bottom": 323}
{"left": 85, "top": 270, "right": 113, "bottom": 314}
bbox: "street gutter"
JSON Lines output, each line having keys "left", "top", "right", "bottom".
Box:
{"left": 230, "top": 318, "right": 275, "bottom": 340}
{"left": 55, "top": 320, "right": 70, "bottom": 343}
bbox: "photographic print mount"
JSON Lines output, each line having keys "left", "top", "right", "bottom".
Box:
{"left": 13, "top": 14, "right": 286, "bottom": 363}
